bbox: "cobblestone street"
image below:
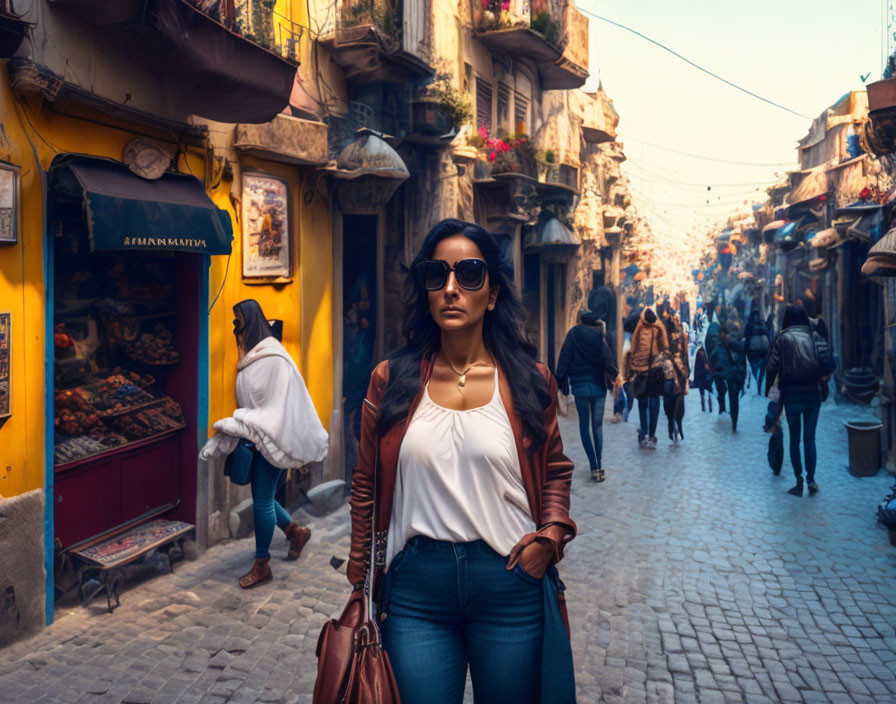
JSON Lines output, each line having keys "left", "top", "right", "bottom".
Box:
{"left": 2, "top": 391, "right": 896, "bottom": 704}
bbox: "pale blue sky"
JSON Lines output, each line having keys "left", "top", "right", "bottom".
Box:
{"left": 579, "top": 0, "right": 883, "bottom": 253}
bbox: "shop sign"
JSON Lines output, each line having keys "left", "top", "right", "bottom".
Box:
{"left": 241, "top": 173, "right": 291, "bottom": 279}
{"left": 0, "top": 163, "right": 19, "bottom": 245}
{"left": 0, "top": 312, "right": 9, "bottom": 419}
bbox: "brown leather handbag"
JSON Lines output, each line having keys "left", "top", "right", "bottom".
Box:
{"left": 313, "top": 401, "right": 400, "bottom": 704}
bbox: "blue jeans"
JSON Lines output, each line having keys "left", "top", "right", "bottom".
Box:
{"left": 251, "top": 455, "right": 292, "bottom": 559}
{"left": 381, "top": 537, "right": 544, "bottom": 704}
{"left": 783, "top": 390, "right": 822, "bottom": 482}
{"left": 623, "top": 381, "right": 635, "bottom": 421}
{"left": 749, "top": 356, "right": 766, "bottom": 391}
{"left": 638, "top": 396, "right": 660, "bottom": 438}
{"left": 574, "top": 391, "right": 606, "bottom": 470}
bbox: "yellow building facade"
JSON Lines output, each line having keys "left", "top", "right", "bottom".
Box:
{"left": 0, "top": 0, "right": 338, "bottom": 643}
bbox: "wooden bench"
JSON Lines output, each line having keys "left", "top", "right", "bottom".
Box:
{"left": 65, "top": 512, "right": 193, "bottom": 613}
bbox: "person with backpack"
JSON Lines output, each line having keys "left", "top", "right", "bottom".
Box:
{"left": 703, "top": 319, "right": 725, "bottom": 413}
{"left": 765, "top": 305, "right": 835, "bottom": 496}
{"left": 557, "top": 312, "right": 617, "bottom": 482}
{"left": 744, "top": 309, "right": 771, "bottom": 393}
{"left": 711, "top": 323, "right": 747, "bottom": 433}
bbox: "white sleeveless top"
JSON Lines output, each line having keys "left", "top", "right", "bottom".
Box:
{"left": 385, "top": 368, "right": 534, "bottom": 568}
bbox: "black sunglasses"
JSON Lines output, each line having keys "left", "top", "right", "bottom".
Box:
{"left": 414, "top": 258, "right": 489, "bottom": 292}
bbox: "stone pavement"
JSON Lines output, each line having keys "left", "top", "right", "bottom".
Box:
{"left": 1, "top": 390, "right": 896, "bottom": 704}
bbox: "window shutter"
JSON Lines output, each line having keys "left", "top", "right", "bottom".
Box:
{"left": 514, "top": 91, "right": 529, "bottom": 134}
{"left": 476, "top": 78, "right": 493, "bottom": 134}
{"left": 497, "top": 83, "right": 511, "bottom": 131}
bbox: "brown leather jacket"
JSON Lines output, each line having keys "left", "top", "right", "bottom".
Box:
{"left": 626, "top": 313, "right": 669, "bottom": 377}
{"left": 348, "top": 354, "right": 577, "bottom": 590}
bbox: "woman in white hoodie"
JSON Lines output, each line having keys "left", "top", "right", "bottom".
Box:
{"left": 201, "top": 300, "right": 329, "bottom": 588}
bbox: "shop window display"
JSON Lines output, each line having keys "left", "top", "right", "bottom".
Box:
{"left": 53, "top": 220, "right": 187, "bottom": 468}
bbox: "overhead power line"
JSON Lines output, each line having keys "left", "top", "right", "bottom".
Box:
{"left": 624, "top": 159, "right": 774, "bottom": 188}
{"left": 579, "top": 6, "right": 813, "bottom": 120}
{"left": 619, "top": 133, "right": 795, "bottom": 167}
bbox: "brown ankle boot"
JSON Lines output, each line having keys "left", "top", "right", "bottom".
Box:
{"left": 283, "top": 522, "right": 311, "bottom": 560}
{"left": 239, "top": 558, "right": 272, "bottom": 589}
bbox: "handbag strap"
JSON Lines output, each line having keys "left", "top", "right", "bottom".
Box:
{"left": 362, "top": 397, "right": 380, "bottom": 623}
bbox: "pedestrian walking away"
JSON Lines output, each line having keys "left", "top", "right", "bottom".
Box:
{"left": 744, "top": 308, "right": 771, "bottom": 394}
{"left": 703, "top": 318, "right": 726, "bottom": 414}
{"left": 711, "top": 323, "right": 747, "bottom": 433}
{"left": 200, "top": 299, "right": 329, "bottom": 588}
{"left": 625, "top": 307, "right": 668, "bottom": 448}
{"left": 693, "top": 343, "right": 713, "bottom": 413}
{"left": 621, "top": 296, "right": 642, "bottom": 422}
{"left": 557, "top": 311, "right": 617, "bottom": 481}
{"left": 346, "top": 219, "right": 577, "bottom": 704}
{"left": 765, "top": 304, "right": 832, "bottom": 497}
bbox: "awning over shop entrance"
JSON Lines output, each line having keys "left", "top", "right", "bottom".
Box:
{"left": 49, "top": 154, "right": 233, "bottom": 255}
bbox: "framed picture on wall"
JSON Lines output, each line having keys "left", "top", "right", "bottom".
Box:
{"left": 0, "top": 312, "right": 10, "bottom": 419}
{"left": 0, "top": 163, "right": 19, "bottom": 245}
{"left": 241, "top": 173, "right": 291, "bottom": 280}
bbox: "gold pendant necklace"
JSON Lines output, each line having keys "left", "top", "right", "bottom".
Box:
{"left": 445, "top": 358, "right": 490, "bottom": 389}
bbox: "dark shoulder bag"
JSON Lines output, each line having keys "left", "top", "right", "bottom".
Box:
{"left": 224, "top": 439, "right": 260, "bottom": 486}
{"left": 812, "top": 331, "right": 836, "bottom": 378}
{"left": 314, "top": 398, "right": 400, "bottom": 704}
{"left": 811, "top": 331, "right": 835, "bottom": 401}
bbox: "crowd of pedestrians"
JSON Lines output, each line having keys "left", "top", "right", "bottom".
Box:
{"left": 557, "top": 290, "right": 836, "bottom": 499}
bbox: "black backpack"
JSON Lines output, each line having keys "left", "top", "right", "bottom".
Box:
{"left": 748, "top": 333, "right": 770, "bottom": 355}
{"left": 812, "top": 331, "right": 835, "bottom": 378}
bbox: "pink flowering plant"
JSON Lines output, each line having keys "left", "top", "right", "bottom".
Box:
{"left": 474, "top": 0, "right": 520, "bottom": 31}
{"left": 470, "top": 125, "right": 537, "bottom": 175}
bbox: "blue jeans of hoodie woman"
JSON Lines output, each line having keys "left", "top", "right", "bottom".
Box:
{"left": 557, "top": 322, "right": 615, "bottom": 470}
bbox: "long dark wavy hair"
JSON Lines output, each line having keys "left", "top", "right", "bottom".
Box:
{"left": 376, "top": 218, "right": 551, "bottom": 451}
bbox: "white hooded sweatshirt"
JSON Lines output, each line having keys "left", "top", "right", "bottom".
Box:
{"left": 200, "top": 337, "right": 329, "bottom": 468}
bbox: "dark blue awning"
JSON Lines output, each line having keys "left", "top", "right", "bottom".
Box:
{"left": 49, "top": 154, "right": 233, "bottom": 255}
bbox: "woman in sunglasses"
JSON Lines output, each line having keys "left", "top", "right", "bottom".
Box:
{"left": 348, "top": 219, "right": 577, "bottom": 703}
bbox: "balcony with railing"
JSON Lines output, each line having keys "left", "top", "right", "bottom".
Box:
{"left": 578, "top": 89, "right": 618, "bottom": 145}
{"left": 471, "top": 0, "right": 588, "bottom": 90}
{"left": 185, "top": 1, "right": 303, "bottom": 63}
{"left": 1, "top": 0, "right": 28, "bottom": 59}
{"left": 31, "top": 0, "right": 304, "bottom": 123}
{"left": 317, "top": 0, "right": 434, "bottom": 84}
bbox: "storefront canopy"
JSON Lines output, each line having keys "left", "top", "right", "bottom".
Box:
{"left": 50, "top": 154, "right": 232, "bottom": 255}
{"left": 789, "top": 165, "right": 828, "bottom": 206}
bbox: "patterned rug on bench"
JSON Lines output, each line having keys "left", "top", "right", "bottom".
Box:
{"left": 72, "top": 519, "right": 193, "bottom": 568}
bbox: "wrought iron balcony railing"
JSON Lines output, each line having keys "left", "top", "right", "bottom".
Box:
{"left": 318, "top": 0, "right": 433, "bottom": 83}
{"left": 471, "top": 0, "right": 588, "bottom": 90}
{"left": 186, "top": 0, "right": 303, "bottom": 63}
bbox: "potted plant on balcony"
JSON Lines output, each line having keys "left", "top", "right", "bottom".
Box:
{"left": 529, "top": 0, "right": 560, "bottom": 46}
{"left": 474, "top": 0, "right": 518, "bottom": 32}
{"left": 417, "top": 76, "right": 473, "bottom": 135}
{"left": 536, "top": 149, "right": 561, "bottom": 183}
{"left": 342, "top": 0, "right": 400, "bottom": 50}
{"left": 484, "top": 131, "right": 536, "bottom": 177}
